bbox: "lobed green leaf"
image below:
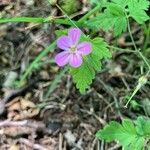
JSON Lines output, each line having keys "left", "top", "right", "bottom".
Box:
{"left": 70, "top": 37, "right": 111, "bottom": 93}
{"left": 96, "top": 117, "right": 150, "bottom": 150}
{"left": 128, "top": 0, "right": 150, "bottom": 24}
{"left": 86, "top": 0, "right": 150, "bottom": 36}
{"left": 86, "top": 1, "right": 127, "bottom": 36}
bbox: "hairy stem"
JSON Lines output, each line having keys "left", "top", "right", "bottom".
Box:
{"left": 127, "top": 18, "right": 150, "bottom": 71}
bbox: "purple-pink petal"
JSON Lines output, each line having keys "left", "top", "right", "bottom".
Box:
{"left": 69, "top": 53, "right": 83, "bottom": 68}
{"left": 68, "top": 28, "right": 81, "bottom": 46}
{"left": 77, "top": 42, "right": 92, "bottom": 55}
{"left": 57, "top": 36, "right": 71, "bottom": 50}
{"left": 55, "top": 51, "right": 70, "bottom": 67}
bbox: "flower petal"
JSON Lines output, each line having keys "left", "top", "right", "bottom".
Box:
{"left": 57, "top": 36, "right": 71, "bottom": 50}
{"left": 68, "top": 28, "right": 81, "bottom": 45}
{"left": 69, "top": 53, "right": 82, "bottom": 68}
{"left": 77, "top": 42, "right": 92, "bottom": 55}
{"left": 55, "top": 51, "right": 70, "bottom": 66}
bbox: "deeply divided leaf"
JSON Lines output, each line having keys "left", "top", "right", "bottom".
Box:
{"left": 70, "top": 37, "right": 111, "bottom": 93}
{"left": 128, "top": 0, "right": 150, "bottom": 24}
{"left": 86, "top": 0, "right": 150, "bottom": 36}
{"left": 86, "top": 1, "right": 127, "bottom": 36}
{"left": 96, "top": 117, "right": 150, "bottom": 150}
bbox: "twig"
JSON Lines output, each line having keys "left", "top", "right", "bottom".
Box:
{"left": 59, "top": 133, "right": 63, "bottom": 150}
{"left": 0, "top": 119, "right": 45, "bottom": 129}
{"left": 97, "top": 79, "right": 123, "bottom": 119}
{"left": 19, "top": 138, "right": 47, "bottom": 150}
{"left": 108, "top": 144, "right": 121, "bottom": 150}
{"left": 91, "top": 138, "right": 98, "bottom": 150}
{"left": 80, "top": 109, "right": 106, "bottom": 125}
{"left": 0, "top": 120, "right": 27, "bottom": 127}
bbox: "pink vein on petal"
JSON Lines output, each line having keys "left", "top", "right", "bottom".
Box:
{"left": 55, "top": 51, "right": 70, "bottom": 66}
{"left": 77, "top": 42, "right": 92, "bottom": 55}
{"left": 57, "top": 36, "right": 71, "bottom": 50}
{"left": 69, "top": 53, "right": 83, "bottom": 68}
{"left": 68, "top": 28, "right": 81, "bottom": 45}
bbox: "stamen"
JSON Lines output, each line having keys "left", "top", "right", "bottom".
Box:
{"left": 70, "top": 45, "right": 77, "bottom": 52}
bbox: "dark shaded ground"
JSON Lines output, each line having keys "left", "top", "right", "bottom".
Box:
{"left": 0, "top": 0, "right": 150, "bottom": 150}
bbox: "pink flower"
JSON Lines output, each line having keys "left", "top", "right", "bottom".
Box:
{"left": 55, "top": 28, "right": 92, "bottom": 68}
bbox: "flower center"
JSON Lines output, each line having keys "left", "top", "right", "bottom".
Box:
{"left": 70, "top": 45, "right": 77, "bottom": 53}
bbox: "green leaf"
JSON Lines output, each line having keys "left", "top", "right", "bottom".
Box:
{"left": 86, "top": 0, "right": 150, "bottom": 35}
{"left": 86, "top": 2, "right": 127, "bottom": 36}
{"left": 135, "top": 117, "right": 146, "bottom": 136}
{"left": 136, "top": 116, "right": 150, "bottom": 137}
{"left": 96, "top": 121, "right": 122, "bottom": 141}
{"left": 108, "top": 3, "right": 125, "bottom": 16}
{"left": 143, "top": 120, "right": 150, "bottom": 136}
{"left": 124, "top": 137, "right": 145, "bottom": 150}
{"left": 55, "top": 29, "right": 68, "bottom": 37}
{"left": 70, "top": 37, "right": 111, "bottom": 93}
{"left": 96, "top": 119, "right": 137, "bottom": 145}
{"left": 60, "top": 0, "right": 79, "bottom": 15}
{"left": 128, "top": 0, "right": 150, "bottom": 24}
{"left": 96, "top": 118, "right": 146, "bottom": 150}
{"left": 91, "top": 37, "right": 111, "bottom": 59}
{"left": 112, "top": 0, "right": 128, "bottom": 8}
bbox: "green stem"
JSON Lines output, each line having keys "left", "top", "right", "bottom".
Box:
{"left": 109, "top": 45, "right": 136, "bottom": 53}
{"left": 0, "top": 17, "right": 45, "bottom": 23}
{"left": 143, "top": 23, "right": 150, "bottom": 52}
{"left": 127, "top": 18, "right": 150, "bottom": 71}
{"left": 125, "top": 17, "right": 150, "bottom": 107}
{"left": 0, "top": 17, "right": 82, "bottom": 26}
{"left": 78, "top": 4, "right": 101, "bottom": 23}
{"left": 124, "top": 84, "right": 141, "bottom": 108}
{"left": 127, "top": 19, "right": 138, "bottom": 51}
{"left": 18, "top": 42, "right": 56, "bottom": 86}
{"left": 0, "top": 3, "right": 102, "bottom": 25}
{"left": 55, "top": 18, "right": 81, "bottom": 26}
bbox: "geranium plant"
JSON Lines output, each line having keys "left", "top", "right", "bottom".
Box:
{"left": 0, "top": 0, "right": 150, "bottom": 149}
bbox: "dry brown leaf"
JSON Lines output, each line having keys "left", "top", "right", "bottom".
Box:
{"left": 0, "top": 126, "right": 34, "bottom": 137}
{"left": 6, "top": 97, "right": 39, "bottom": 120}
{"left": 108, "top": 62, "right": 126, "bottom": 78}
{"left": 0, "top": 0, "right": 12, "bottom": 5}
{"left": 0, "top": 120, "right": 46, "bottom": 137}
{"left": 9, "top": 144, "right": 20, "bottom": 150}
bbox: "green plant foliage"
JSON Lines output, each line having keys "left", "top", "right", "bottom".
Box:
{"left": 86, "top": 0, "right": 150, "bottom": 36}
{"left": 135, "top": 117, "right": 150, "bottom": 136}
{"left": 128, "top": 0, "right": 150, "bottom": 24}
{"left": 112, "top": 0, "right": 128, "bottom": 8}
{"left": 55, "top": 29, "right": 67, "bottom": 37}
{"left": 86, "top": 1, "right": 127, "bottom": 36}
{"left": 70, "top": 37, "right": 111, "bottom": 93}
{"left": 96, "top": 117, "right": 150, "bottom": 150}
{"left": 90, "top": 0, "right": 107, "bottom": 5}
{"left": 54, "top": 29, "right": 111, "bottom": 93}
{"left": 60, "top": 0, "right": 79, "bottom": 15}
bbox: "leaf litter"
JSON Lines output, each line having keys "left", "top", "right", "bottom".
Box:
{"left": 0, "top": 0, "right": 150, "bottom": 150}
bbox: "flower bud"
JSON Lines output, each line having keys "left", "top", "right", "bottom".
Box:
{"left": 138, "top": 76, "right": 147, "bottom": 86}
